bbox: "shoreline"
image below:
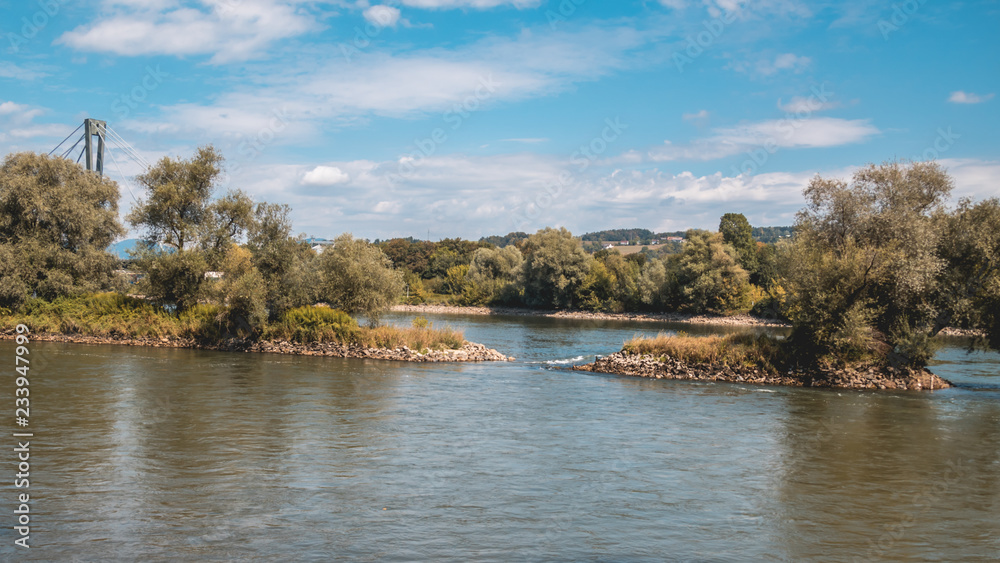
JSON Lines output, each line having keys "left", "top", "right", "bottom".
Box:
{"left": 392, "top": 303, "right": 981, "bottom": 336}
{"left": 574, "top": 350, "right": 953, "bottom": 391}
{"left": 392, "top": 303, "right": 790, "bottom": 328}
{"left": 0, "top": 332, "right": 512, "bottom": 362}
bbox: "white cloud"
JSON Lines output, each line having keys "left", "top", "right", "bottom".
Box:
{"left": 948, "top": 91, "right": 994, "bottom": 104}
{"left": 57, "top": 0, "right": 319, "bottom": 63}
{"left": 0, "top": 61, "right": 48, "bottom": 81}
{"left": 363, "top": 5, "right": 401, "bottom": 27}
{"left": 757, "top": 53, "right": 811, "bottom": 76}
{"left": 682, "top": 109, "right": 709, "bottom": 121}
{"left": 0, "top": 102, "right": 30, "bottom": 115}
{"left": 302, "top": 165, "right": 350, "bottom": 185}
{"left": 122, "top": 23, "right": 656, "bottom": 138}
{"left": 777, "top": 96, "right": 839, "bottom": 113}
{"left": 646, "top": 117, "right": 879, "bottom": 162}
{"left": 400, "top": 0, "right": 541, "bottom": 8}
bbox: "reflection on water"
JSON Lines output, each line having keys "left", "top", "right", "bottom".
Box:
{"left": 1, "top": 314, "right": 998, "bottom": 561}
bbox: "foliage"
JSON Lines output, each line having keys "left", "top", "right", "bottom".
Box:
{"left": 246, "top": 202, "right": 318, "bottom": 318}
{"left": 669, "top": 229, "right": 753, "bottom": 315}
{"left": 267, "top": 305, "right": 359, "bottom": 343}
{"left": 212, "top": 245, "right": 268, "bottom": 336}
{"left": 465, "top": 245, "right": 523, "bottom": 305}
{"left": 0, "top": 152, "right": 125, "bottom": 309}
{"left": 781, "top": 160, "right": 1000, "bottom": 367}
{"left": 521, "top": 227, "right": 592, "bottom": 308}
{"left": 719, "top": 213, "right": 757, "bottom": 272}
{"left": 132, "top": 246, "right": 209, "bottom": 312}
{"left": 127, "top": 146, "right": 225, "bottom": 251}
{"left": 2, "top": 293, "right": 222, "bottom": 340}
{"left": 317, "top": 234, "right": 404, "bottom": 326}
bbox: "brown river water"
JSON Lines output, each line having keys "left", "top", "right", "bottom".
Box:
{"left": 2, "top": 312, "right": 998, "bottom": 561}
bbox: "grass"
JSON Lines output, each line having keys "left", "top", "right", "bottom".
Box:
{"left": 2, "top": 295, "right": 465, "bottom": 351}
{"left": 623, "top": 332, "right": 784, "bottom": 371}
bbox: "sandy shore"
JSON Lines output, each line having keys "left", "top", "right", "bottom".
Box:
{"left": 1, "top": 332, "right": 512, "bottom": 362}
{"left": 392, "top": 303, "right": 790, "bottom": 328}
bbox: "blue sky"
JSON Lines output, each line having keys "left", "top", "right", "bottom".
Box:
{"left": 1, "top": 0, "right": 998, "bottom": 240}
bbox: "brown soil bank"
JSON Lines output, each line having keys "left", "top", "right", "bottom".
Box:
{"left": 2, "top": 332, "right": 511, "bottom": 362}
{"left": 574, "top": 350, "right": 952, "bottom": 391}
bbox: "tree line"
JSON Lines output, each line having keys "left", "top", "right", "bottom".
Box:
{"left": 1, "top": 148, "right": 998, "bottom": 367}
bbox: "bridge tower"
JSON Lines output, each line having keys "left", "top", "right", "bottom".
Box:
{"left": 83, "top": 118, "right": 107, "bottom": 175}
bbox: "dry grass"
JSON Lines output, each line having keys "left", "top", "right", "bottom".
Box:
{"left": 623, "top": 332, "right": 784, "bottom": 370}
{"left": 355, "top": 325, "right": 465, "bottom": 352}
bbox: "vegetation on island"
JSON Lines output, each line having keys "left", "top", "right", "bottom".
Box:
{"left": 0, "top": 148, "right": 461, "bottom": 351}
{"left": 2, "top": 146, "right": 998, "bottom": 370}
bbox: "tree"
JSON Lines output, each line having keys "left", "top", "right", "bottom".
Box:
{"left": 521, "top": 227, "right": 591, "bottom": 308}
{"left": 670, "top": 229, "right": 752, "bottom": 315}
{"left": 127, "top": 146, "right": 224, "bottom": 252}
{"left": 781, "top": 160, "right": 1000, "bottom": 366}
{"left": 318, "top": 234, "right": 404, "bottom": 326}
{"left": 720, "top": 212, "right": 760, "bottom": 279}
{"left": 0, "top": 152, "right": 125, "bottom": 309}
{"left": 246, "top": 202, "right": 318, "bottom": 319}
{"left": 212, "top": 244, "right": 267, "bottom": 336}
{"left": 127, "top": 146, "right": 254, "bottom": 311}
{"left": 466, "top": 245, "right": 523, "bottom": 304}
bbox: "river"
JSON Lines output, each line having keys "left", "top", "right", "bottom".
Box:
{"left": 2, "top": 313, "right": 998, "bottom": 561}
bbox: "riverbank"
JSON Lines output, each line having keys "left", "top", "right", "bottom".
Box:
{"left": 575, "top": 350, "right": 952, "bottom": 391}
{"left": 0, "top": 331, "right": 512, "bottom": 362}
{"left": 392, "top": 304, "right": 789, "bottom": 328}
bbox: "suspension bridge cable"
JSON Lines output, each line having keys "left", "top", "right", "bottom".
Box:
{"left": 106, "top": 146, "right": 140, "bottom": 204}
{"left": 104, "top": 133, "right": 147, "bottom": 172}
{"left": 75, "top": 145, "right": 86, "bottom": 164}
{"left": 48, "top": 123, "right": 84, "bottom": 156}
{"left": 105, "top": 126, "right": 151, "bottom": 170}
{"left": 60, "top": 134, "right": 84, "bottom": 160}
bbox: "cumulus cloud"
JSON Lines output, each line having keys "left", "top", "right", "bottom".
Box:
{"left": 302, "top": 165, "right": 350, "bottom": 185}
{"left": 363, "top": 5, "right": 402, "bottom": 27}
{"left": 777, "top": 96, "right": 840, "bottom": 113}
{"left": 57, "top": 0, "right": 319, "bottom": 63}
{"left": 948, "top": 91, "right": 994, "bottom": 104}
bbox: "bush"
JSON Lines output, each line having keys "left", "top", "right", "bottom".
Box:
{"left": 268, "top": 305, "right": 359, "bottom": 343}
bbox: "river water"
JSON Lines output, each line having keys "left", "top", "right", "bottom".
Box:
{"left": 2, "top": 313, "right": 998, "bottom": 561}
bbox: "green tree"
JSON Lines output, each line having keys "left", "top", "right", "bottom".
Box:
{"left": 670, "top": 229, "right": 752, "bottom": 315}
{"left": 246, "top": 202, "right": 318, "bottom": 319}
{"left": 127, "top": 146, "right": 224, "bottom": 251}
{"left": 318, "top": 234, "right": 404, "bottom": 326}
{"left": 781, "top": 160, "right": 1000, "bottom": 366}
{"left": 127, "top": 146, "right": 254, "bottom": 311}
{"left": 466, "top": 245, "right": 523, "bottom": 305}
{"left": 719, "top": 212, "right": 758, "bottom": 275}
{"left": 521, "top": 227, "right": 592, "bottom": 308}
{"left": 0, "top": 152, "right": 125, "bottom": 309}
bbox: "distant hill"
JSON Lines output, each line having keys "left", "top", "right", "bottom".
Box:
{"left": 752, "top": 226, "right": 794, "bottom": 243}
{"left": 581, "top": 228, "right": 655, "bottom": 242}
{"left": 107, "top": 238, "right": 141, "bottom": 259}
{"left": 479, "top": 232, "right": 529, "bottom": 247}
